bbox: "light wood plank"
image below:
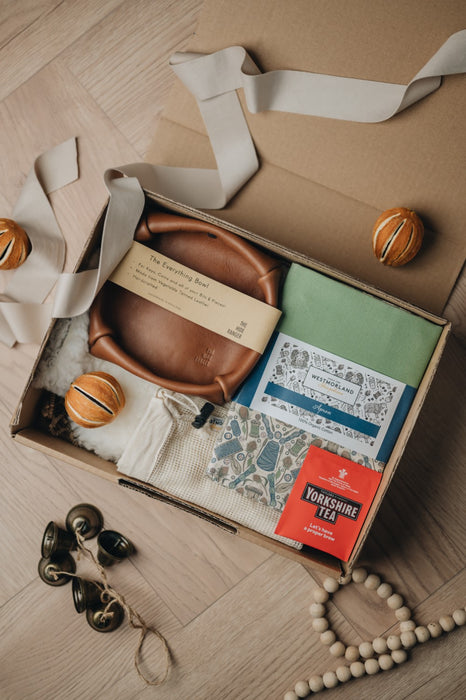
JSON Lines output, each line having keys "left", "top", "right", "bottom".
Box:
{"left": 0, "top": 561, "right": 180, "bottom": 699}
{"left": 0, "top": 59, "right": 141, "bottom": 267}
{"left": 63, "top": 0, "right": 202, "bottom": 157}
{"left": 0, "top": 0, "right": 125, "bottom": 102}
{"left": 0, "top": 0, "right": 62, "bottom": 49}
{"left": 398, "top": 336, "right": 466, "bottom": 539}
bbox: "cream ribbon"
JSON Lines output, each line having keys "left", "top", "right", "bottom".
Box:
{"left": 0, "top": 139, "right": 78, "bottom": 346}
{"left": 2, "top": 30, "right": 465, "bottom": 346}
{"left": 52, "top": 170, "right": 145, "bottom": 319}
{"left": 0, "top": 149, "right": 145, "bottom": 347}
{"left": 120, "top": 30, "right": 466, "bottom": 207}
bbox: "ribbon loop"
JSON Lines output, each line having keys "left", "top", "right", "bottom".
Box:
{"left": 0, "top": 138, "right": 78, "bottom": 347}
{"left": 52, "top": 173, "right": 145, "bottom": 319}
{"left": 3, "top": 31, "right": 466, "bottom": 346}
{"left": 172, "top": 30, "right": 466, "bottom": 123}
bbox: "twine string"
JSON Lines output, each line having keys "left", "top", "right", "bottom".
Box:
{"left": 50, "top": 527, "right": 171, "bottom": 686}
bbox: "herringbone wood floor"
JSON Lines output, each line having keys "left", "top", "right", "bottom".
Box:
{"left": 0, "top": 2, "right": 464, "bottom": 699}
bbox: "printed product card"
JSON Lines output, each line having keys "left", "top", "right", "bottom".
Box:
{"left": 235, "top": 332, "right": 416, "bottom": 464}
{"left": 110, "top": 241, "right": 282, "bottom": 353}
{"left": 274, "top": 446, "right": 382, "bottom": 561}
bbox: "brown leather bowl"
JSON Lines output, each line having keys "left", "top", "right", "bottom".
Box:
{"left": 88, "top": 211, "right": 282, "bottom": 404}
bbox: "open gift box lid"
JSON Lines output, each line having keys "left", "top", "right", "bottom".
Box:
{"left": 146, "top": 0, "right": 466, "bottom": 316}
{"left": 7, "top": 0, "right": 461, "bottom": 576}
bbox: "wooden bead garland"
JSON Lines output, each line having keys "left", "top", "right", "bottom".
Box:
{"left": 309, "top": 603, "right": 326, "bottom": 618}
{"left": 400, "top": 620, "right": 415, "bottom": 632}
{"left": 427, "top": 622, "right": 442, "bottom": 638}
{"left": 329, "top": 641, "right": 345, "bottom": 658}
{"left": 372, "top": 637, "right": 388, "bottom": 654}
{"left": 453, "top": 609, "right": 466, "bottom": 626}
{"left": 344, "top": 645, "right": 359, "bottom": 662}
{"left": 283, "top": 568, "right": 465, "bottom": 698}
{"left": 359, "top": 641, "right": 374, "bottom": 658}
{"left": 312, "top": 618, "right": 328, "bottom": 633}
{"left": 335, "top": 665, "right": 351, "bottom": 683}
{"left": 320, "top": 630, "right": 336, "bottom": 646}
{"left": 378, "top": 654, "right": 394, "bottom": 671}
{"left": 414, "top": 626, "right": 430, "bottom": 644}
{"left": 294, "top": 680, "right": 310, "bottom": 698}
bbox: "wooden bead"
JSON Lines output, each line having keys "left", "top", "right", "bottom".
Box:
{"left": 387, "top": 593, "right": 404, "bottom": 610}
{"left": 351, "top": 567, "right": 368, "bottom": 583}
{"left": 372, "top": 637, "right": 388, "bottom": 654}
{"left": 308, "top": 675, "right": 324, "bottom": 692}
{"left": 400, "top": 631, "right": 417, "bottom": 649}
{"left": 294, "top": 680, "right": 310, "bottom": 698}
{"left": 345, "top": 645, "right": 360, "bottom": 662}
{"left": 335, "top": 666, "right": 352, "bottom": 683}
{"left": 439, "top": 615, "right": 455, "bottom": 633}
{"left": 320, "top": 630, "right": 336, "bottom": 645}
{"left": 284, "top": 692, "right": 298, "bottom": 700}
{"left": 376, "top": 582, "right": 392, "bottom": 599}
{"left": 65, "top": 372, "right": 125, "bottom": 428}
{"left": 312, "top": 617, "right": 329, "bottom": 633}
{"left": 387, "top": 635, "right": 402, "bottom": 651}
{"left": 313, "top": 587, "right": 329, "bottom": 604}
{"left": 400, "top": 620, "right": 416, "bottom": 632}
{"left": 359, "top": 641, "right": 374, "bottom": 658}
{"left": 350, "top": 661, "right": 366, "bottom": 678}
{"left": 339, "top": 573, "right": 352, "bottom": 586}
{"left": 323, "top": 577, "right": 339, "bottom": 593}
{"left": 329, "top": 641, "right": 346, "bottom": 657}
{"left": 414, "top": 626, "right": 430, "bottom": 643}
{"left": 0, "top": 218, "right": 31, "bottom": 270}
{"left": 365, "top": 658, "right": 380, "bottom": 675}
{"left": 395, "top": 606, "right": 412, "bottom": 621}
{"left": 364, "top": 574, "right": 381, "bottom": 590}
{"left": 391, "top": 649, "right": 408, "bottom": 664}
{"left": 372, "top": 207, "right": 424, "bottom": 266}
{"left": 452, "top": 609, "right": 466, "bottom": 626}
{"left": 309, "top": 602, "right": 326, "bottom": 618}
{"left": 322, "top": 671, "right": 338, "bottom": 689}
{"left": 427, "top": 622, "right": 442, "bottom": 639}
{"left": 378, "top": 654, "right": 394, "bottom": 671}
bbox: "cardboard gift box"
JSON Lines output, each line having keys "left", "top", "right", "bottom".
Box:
{"left": 10, "top": 0, "right": 465, "bottom": 575}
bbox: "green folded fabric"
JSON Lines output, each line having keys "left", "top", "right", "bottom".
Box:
{"left": 278, "top": 264, "right": 442, "bottom": 388}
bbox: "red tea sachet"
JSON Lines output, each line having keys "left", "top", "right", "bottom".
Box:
{"left": 274, "top": 446, "right": 382, "bottom": 561}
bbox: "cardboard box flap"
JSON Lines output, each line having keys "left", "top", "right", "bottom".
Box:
{"left": 146, "top": 0, "right": 466, "bottom": 315}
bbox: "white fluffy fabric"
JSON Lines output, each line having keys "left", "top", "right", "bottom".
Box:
{"left": 33, "top": 313, "right": 156, "bottom": 462}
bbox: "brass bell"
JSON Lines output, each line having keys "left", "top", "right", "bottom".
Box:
{"left": 86, "top": 601, "right": 124, "bottom": 633}
{"left": 38, "top": 552, "right": 76, "bottom": 586}
{"left": 41, "top": 521, "right": 76, "bottom": 558}
{"left": 97, "top": 530, "right": 134, "bottom": 567}
{"left": 72, "top": 577, "right": 104, "bottom": 613}
{"left": 66, "top": 503, "right": 104, "bottom": 540}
